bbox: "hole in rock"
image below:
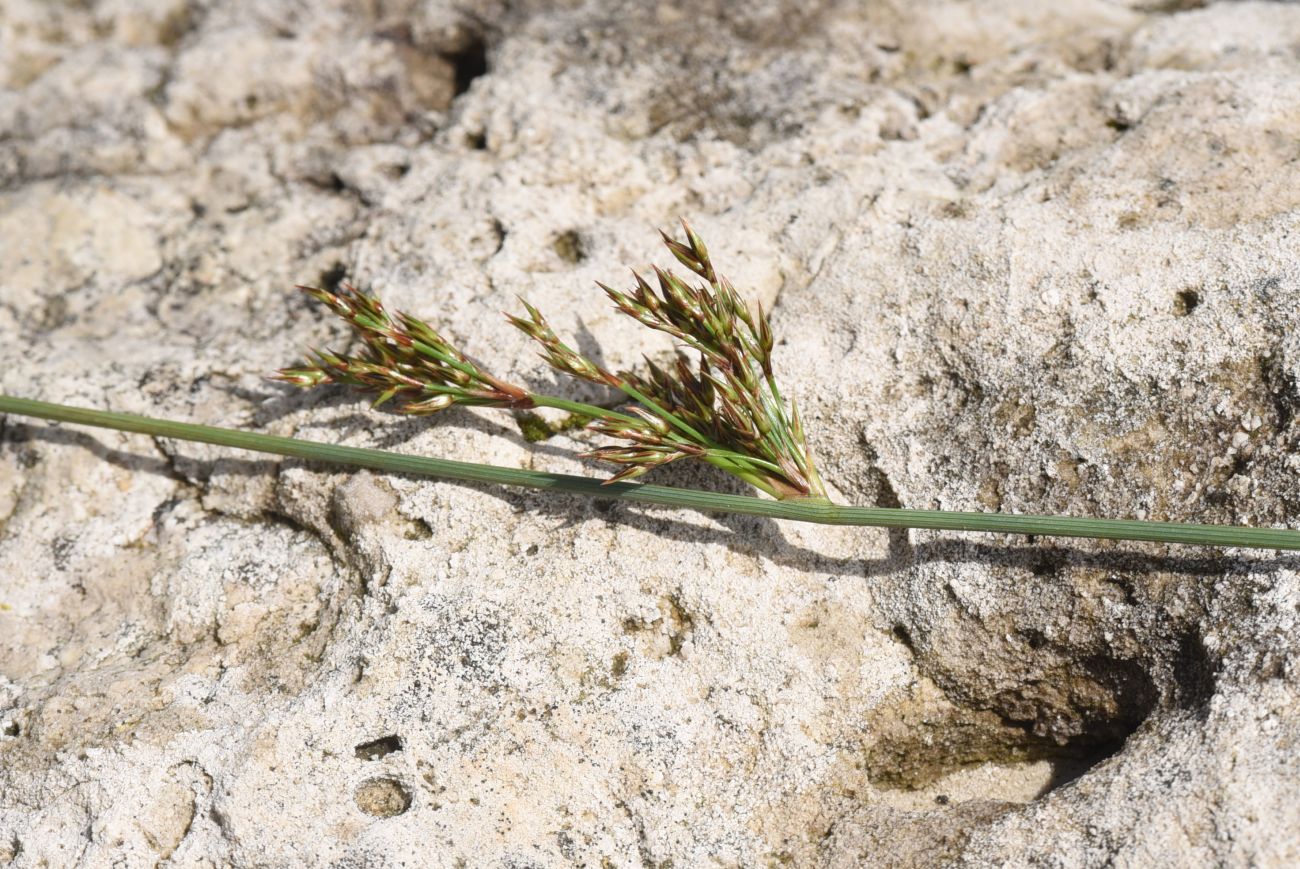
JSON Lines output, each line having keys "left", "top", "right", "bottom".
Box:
{"left": 552, "top": 229, "right": 586, "bottom": 264}
{"left": 318, "top": 262, "right": 347, "bottom": 294}
{"left": 865, "top": 651, "right": 1160, "bottom": 802}
{"left": 355, "top": 734, "right": 404, "bottom": 761}
{"left": 891, "top": 624, "right": 917, "bottom": 654}
{"left": 1173, "top": 288, "right": 1200, "bottom": 316}
{"left": 447, "top": 33, "right": 488, "bottom": 97}
{"left": 1171, "top": 630, "right": 1218, "bottom": 717}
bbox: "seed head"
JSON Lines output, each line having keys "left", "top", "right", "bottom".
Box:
{"left": 280, "top": 225, "right": 826, "bottom": 500}
{"left": 274, "top": 283, "right": 531, "bottom": 414}
{"left": 505, "top": 220, "right": 825, "bottom": 498}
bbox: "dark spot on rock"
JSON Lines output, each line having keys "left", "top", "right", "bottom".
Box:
{"left": 1030, "top": 551, "right": 1065, "bottom": 577}
{"left": 318, "top": 262, "right": 347, "bottom": 294}
{"left": 1172, "top": 630, "right": 1217, "bottom": 716}
{"left": 892, "top": 624, "right": 916, "bottom": 654}
{"left": 2, "top": 721, "right": 18, "bottom": 737}
{"left": 485, "top": 218, "right": 506, "bottom": 256}
{"left": 1019, "top": 628, "right": 1048, "bottom": 650}
{"left": 51, "top": 535, "right": 75, "bottom": 571}
{"left": 552, "top": 229, "right": 586, "bottom": 264}
{"left": 355, "top": 777, "right": 412, "bottom": 817}
{"left": 447, "top": 33, "right": 488, "bottom": 97}
{"left": 938, "top": 199, "right": 968, "bottom": 219}
{"left": 611, "top": 652, "right": 629, "bottom": 679}
{"left": 354, "top": 735, "right": 404, "bottom": 761}
{"left": 1173, "top": 288, "right": 1200, "bottom": 316}
{"left": 1145, "top": 0, "right": 1209, "bottom": 12}
{"left": 556, "top": 829, "right": 578, "bottom": 860}
{"left": 39, "top": 296, "right": 70, "bottom": 330}
{"left": 157, "top": 5, "right": 196, "bottom": 48}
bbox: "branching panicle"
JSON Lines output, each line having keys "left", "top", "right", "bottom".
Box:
{"left": 279, "top": 223, "right": 826, "bottom": 500}
{"left": 275, "top": 283, "right": 530, "bottom": 415}
{"left": 578, "top": 221, "right": 825, "bottom": 498}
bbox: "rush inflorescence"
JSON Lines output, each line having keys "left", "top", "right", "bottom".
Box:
{"left": 276, "top": 222, "right": 826, "bottom": 500}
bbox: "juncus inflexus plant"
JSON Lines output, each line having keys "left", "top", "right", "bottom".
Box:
{"left": 276, "top": 222, "right": 825, "bottom": 500}
{"left": 3, "top": 221, "right": 1300, "bottom": 551}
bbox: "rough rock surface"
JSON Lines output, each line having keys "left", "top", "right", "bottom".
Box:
{"left": 3, "top": 0, "right": 1300, "bottom": 865}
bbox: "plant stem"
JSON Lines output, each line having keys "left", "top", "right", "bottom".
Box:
{"left": 523, "top": 394, "right": 784, "bottom": 495}
{"left": 606, "top": 380, "right": 791, "bottom": 496}
{"left": 527, "top": 394, "right": 637, "bottom": 424}
{"left": 3, "top": 394, "right": 1299, "bottom": 551}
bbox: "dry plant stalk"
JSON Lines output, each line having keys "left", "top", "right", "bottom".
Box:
{"left": 276, "top": 222, "right": 826, "bottom": 500}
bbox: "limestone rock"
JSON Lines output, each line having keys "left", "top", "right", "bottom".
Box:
{"left": 2, "top": 0, "right": 1300, "bottom": 865}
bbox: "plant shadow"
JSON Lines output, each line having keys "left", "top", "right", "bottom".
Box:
{"left": 225, "top": 382, "right": 606, "bottom": 465}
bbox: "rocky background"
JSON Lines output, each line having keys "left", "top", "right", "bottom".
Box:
{"left": 2, "top": 0, "right": 1300, "bottom": 865}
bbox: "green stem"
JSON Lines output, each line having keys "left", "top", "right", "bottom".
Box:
{"left": 407, "top": 339, "right": 484, "bottom": 381}
{"left": 3, "top": 394, "right": 1299, "bottom": 551}
{"left": 526, "top": 394, "right": 786, "bottom": 497}
{"left": 615, "top": 380, "right": 711, "bottom": 445}
{"left": 607, "top": 380, "right": 786, "bottom": 493}
{"left": 528, "top": 394, "right": 639, "bottom": 424}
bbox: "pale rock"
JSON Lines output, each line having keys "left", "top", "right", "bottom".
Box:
{"left": 2, "top": 1, "right": 1300, "bottom": 866}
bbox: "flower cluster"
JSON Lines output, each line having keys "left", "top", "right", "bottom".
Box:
{"left": 278, "top": 223, "right": 825, "bottom": 500}
{"left": 275, "top": 283, "right": 531, "bottom": 414}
